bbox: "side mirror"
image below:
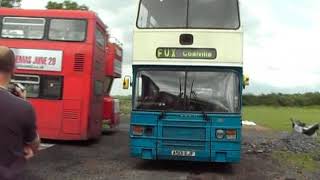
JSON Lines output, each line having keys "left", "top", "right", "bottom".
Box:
{"left": 243, "top": 75, "right": 249, "bottom": 89}
{"left": 123, "top": 76, "right": 131, "bottom": 90}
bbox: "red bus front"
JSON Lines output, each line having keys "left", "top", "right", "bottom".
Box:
{"left": 0, "top": 9, "right": 107, "bottom": 140}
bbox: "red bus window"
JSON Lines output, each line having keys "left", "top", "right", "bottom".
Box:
{"left": 103, "top": 77, "right": 114, "bottom": 96}
{"left": 12, "top": 74, "right": 63, "bottom": 100}
{"left": 49, "top": 19, "right": 87, "bottom": 42}
{"left": 40, "top": 76, "right": 63, "bottom": 99}
{"left": 94, "top": 80, "right": 104, "bottom": 96}
{"left": 96, "top": 28, "right": 105, "bottom": 48}
{"left": 12, "top": 75, "right": 40, "bottom": 98}
{"left": 1, "top": 17, "right": 45, "bottom": 39}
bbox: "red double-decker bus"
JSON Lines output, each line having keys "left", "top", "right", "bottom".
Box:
{"left": 103, "top": 42, "right": 123, "bottom": 131}
{"left": 0, "top": 8, "right": 108, "bottom": 140}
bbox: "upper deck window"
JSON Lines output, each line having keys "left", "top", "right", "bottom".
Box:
{"left": 49, "top": 19, "right": 87, "bottom": 42}
{"left": 95, "top": 27, "right": 105, "bottom": 47}
{"left": 1, "top": 17, "right": 45, "bottom": 39}
{"left": 137, "top": 0, "right": 240, "bottom": 29}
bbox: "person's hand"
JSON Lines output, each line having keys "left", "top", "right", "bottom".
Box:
{"left": 15, "top": 86, "right": 26, "bottom": 99}
{"left": 24, "top": 146, "right": 34, "bottom": 160}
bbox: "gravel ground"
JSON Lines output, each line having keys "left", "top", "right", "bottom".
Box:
{"left": 22, "top": 123, "right": 318, "bottom": 180}
{"left": 276, "top": 132, "right": 320, "bottom": 153}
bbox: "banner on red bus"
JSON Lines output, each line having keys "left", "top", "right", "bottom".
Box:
{"left": 11, "top": 48, "right": 63, "bottom": 72}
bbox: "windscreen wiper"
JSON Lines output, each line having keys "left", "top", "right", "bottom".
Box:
{"left": 179, "top": 78, "right": 183, "bottom": 99}
{"left": 158, "top": 110, "right": 166, "bottom": 120}
{"left": 190, "top": 80, "right": 195, "bottom": 100}
{"left": 202, "top": 111, "right": 210, "bottom": 121}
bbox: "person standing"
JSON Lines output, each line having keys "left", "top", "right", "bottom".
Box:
{"left": 0, "top": 46, "right": 40, "bottom": 180}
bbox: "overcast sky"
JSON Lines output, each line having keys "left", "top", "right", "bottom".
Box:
{"left": 21, "top": 0, "right": 320, "bottom": 95}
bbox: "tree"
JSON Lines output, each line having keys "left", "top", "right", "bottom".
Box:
{"left": 46, "top": 0, "right": 88, "bottom": 10}
{"left": 0, "top": 0, "right": 22, "bottom": 8}
{"left": 46, "top": 1, "right": 63, "bottom": 9}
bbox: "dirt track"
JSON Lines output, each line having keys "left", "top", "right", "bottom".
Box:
{"left": 23, "top": 123, "right": 314, "bottom": 180}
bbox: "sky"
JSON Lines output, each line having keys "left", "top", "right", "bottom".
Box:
{"left": 20, "top": 0, "right": 320, "bottom": 95}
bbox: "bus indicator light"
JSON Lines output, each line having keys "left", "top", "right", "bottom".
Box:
{"left": 132, "top": 126, "right": 144, "bottom": 136}
{"left": 226, "top": 130, "right": 237, "bottom": 140}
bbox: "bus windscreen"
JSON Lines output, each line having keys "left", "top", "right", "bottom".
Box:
{"left": 137, "top": 0, "right": 240, "bottom": 29}
{"left": 134, "top": 70, "right": 240, "bottom": 113}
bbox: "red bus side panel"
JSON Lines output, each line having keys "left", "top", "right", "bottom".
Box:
{"left": 31, "top": 100, "right": 63, "bottom": 139}
{"left": 62, "top": 100, "right": 82, "bottom": 135}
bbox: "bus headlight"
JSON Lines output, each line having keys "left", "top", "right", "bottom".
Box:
{"left": 216, "top": 129, "right": 225, "bottom": 139}
{"left": 226, "top": 130, "right": 237, "bottom": 140}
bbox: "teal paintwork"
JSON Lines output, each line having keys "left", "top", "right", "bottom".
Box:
{"left": 130, "top": 66, "right": 243, "bottom": 163}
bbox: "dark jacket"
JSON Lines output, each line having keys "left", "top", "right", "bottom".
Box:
{"left": 0, "top": 88, "right": 37, "bottom": 180}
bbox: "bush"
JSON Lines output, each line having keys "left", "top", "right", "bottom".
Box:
{"left": 243, "top": 93, "right": 320, "bottom": 107}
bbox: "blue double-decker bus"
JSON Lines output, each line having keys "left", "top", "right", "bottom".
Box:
{"left": 124, "top": 0, "right": 247, "bottom": 163}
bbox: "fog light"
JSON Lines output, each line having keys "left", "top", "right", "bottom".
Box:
{"left": 216, "top": 129, "right": 225, "bottom": 139}
{"left": 226, "top": 130, "right": 237, "bottom": 140}
{"left": 132, "top": 126, "right": 144, "bottom": 136}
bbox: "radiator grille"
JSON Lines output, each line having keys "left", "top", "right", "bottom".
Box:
{"left": 63, "top": 109, "right": 80, "bottom": 120}
{"left": 74, "top": 54, "right": 85, "bottom": 72}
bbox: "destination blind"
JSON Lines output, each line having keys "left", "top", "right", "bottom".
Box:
{"left": 156, "top": 48, "right": 217, "bottom": 60}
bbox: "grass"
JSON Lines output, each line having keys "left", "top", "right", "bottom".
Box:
{"left": 272, "top": 151, "right": 320, "bottom": 172}
{"left": 243, "top": 106, "right": 320, "bottom": 131}
{"left": 116, "top": 97, "right": 320, "bottom": 132}
{"left": 244, "top": 106, "right": 320, "bottom": 174}
{"left": 115, "top": 96, "right": 132, "bottom": 116}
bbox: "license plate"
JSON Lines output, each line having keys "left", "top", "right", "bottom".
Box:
{"left": 171, "top": 150, "right": 195, "bottom": 157}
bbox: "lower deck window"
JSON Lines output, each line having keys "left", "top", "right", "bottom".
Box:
{"left": 24, "top": 83, "right": 40, "bottom": 98}
{"left": 94, "top": 80, "right": 104, "bottom": 96}
{"left": 103, "top": 77, "right": 114, "bottom": 96}
{"left": 40, "top": 76, "right": 63, "bottom": 99}
{"left": 13, "top": 74, "right": 63, "bottom": 100}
